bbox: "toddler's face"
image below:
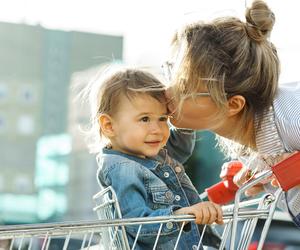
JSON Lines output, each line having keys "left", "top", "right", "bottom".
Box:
{"left": 110, "top": 94, "right": 170, "bottom": 158}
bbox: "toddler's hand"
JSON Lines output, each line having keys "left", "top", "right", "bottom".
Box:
{"left": 174, "top": 202, "right": 223, "bottom": 225}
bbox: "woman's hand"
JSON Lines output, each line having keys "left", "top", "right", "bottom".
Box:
{"left": 233, "top": 166, "right": 264, "bottom": 197}
{"left": 233, "top": 152, "right": 299, "bottom": 196}
{"left": 233, "top": 166, "right": 254, "bottom": 187}
{"left": 174, "top": 201, "right": 223, "bottom": 225}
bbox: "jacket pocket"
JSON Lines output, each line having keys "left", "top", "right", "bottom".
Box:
{"left": 151, "top": 188, "right": 174, "bottom": 205}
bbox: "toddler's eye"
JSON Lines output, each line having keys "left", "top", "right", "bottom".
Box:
{"left": 159, "top": 116, "right": 168, "bottom": 122}
{"left": 140, "top": 116, "right": 150, "bottom": 122}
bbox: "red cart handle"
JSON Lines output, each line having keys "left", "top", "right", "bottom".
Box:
{"left": 272, "top": 151, "right": 300, "bottom": 191}
{"left": 205, "top": 161, "right": 243, "bottom": 205}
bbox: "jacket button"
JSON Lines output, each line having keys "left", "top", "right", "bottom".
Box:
{"left": 192, "top": 245, "right": 199, "bottom": 250}
{"left": 166, "top": 222, "right": 173, "bottom": 230}
{"left": 164, "top": 172, "right": 169, "bottom": 178}
{"left": 175, "top": 166, "right": 182, "bottom": 173}
{"left": 165, "top": 191, "right": 173, "bottom": 200}
{"left": 175, "top": 195, "right": 181, "bottom": 201}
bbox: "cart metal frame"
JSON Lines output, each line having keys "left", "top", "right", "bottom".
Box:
{"left": 0, "top": 170, "right": 285, "bottom": 250}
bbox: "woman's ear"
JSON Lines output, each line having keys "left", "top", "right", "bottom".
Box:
{"left": 227, "top": 95, "right": 246, "bottom": 117}
{"left": 99, "top": 114, "right": 115, "bottom": 137}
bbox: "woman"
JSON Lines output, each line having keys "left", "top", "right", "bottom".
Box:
{"left": 165, "top": 0, "right": 300, "bottom": 227}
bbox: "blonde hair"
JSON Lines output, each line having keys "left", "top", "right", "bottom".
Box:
{"left": 84, "top": 65, "right": 166, "bottom": 153}
{"left": 170, "top": 0, "right": 279, "bottom": 156}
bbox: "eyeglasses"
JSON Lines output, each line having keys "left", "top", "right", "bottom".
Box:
{"left": 161, "top": 61, "right": 174, "bottom": 82}
{"left": 162, "top": 61, "right": 211, "bottom": 98}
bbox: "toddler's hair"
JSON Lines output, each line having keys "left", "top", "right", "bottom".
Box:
{"left": 85, "top": 65, "right": 166, "bottom": 153}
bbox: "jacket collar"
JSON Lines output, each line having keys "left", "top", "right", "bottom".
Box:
{"left": 100, "top": 147, "right": 161, "bottom": 170}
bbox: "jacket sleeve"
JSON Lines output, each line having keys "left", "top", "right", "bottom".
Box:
{"left": 166, "top": 126, "right": 196, "bottom": 164}
{"left": 103, "top": 162, "right": 183, "bottom": 243}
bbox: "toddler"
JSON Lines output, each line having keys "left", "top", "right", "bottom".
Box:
{"left": 86, "top": 66, "right": 223, "bottom": 249}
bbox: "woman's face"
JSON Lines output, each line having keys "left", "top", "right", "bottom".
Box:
{"left": 164, "top": 39, "right": 226, "bottom": 131}
{"left": 166, "top": 88, "right": 223, "bottom": 131}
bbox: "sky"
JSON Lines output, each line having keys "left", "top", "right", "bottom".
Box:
{"left": 1, "top": 0, "right": 300, "bottom": 83}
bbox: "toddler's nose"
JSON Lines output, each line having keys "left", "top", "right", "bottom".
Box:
{"left": 150, "top": 121, "right": 162, "bottom": 133}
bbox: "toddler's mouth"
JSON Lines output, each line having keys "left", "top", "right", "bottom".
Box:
{"left": 145, "top": 141, "right": 161, "bottom": 146}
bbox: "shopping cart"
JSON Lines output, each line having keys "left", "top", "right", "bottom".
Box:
{"left": 0, "top": 152, "right": 299, "bottom": 250}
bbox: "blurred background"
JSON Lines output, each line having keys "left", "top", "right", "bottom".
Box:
{"left": 0, "top": 0, "right": 300, "bottom": 225}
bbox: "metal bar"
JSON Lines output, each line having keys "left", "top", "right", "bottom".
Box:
{"left": 28, "top": 237, "right": 33, "bottom": 250}
{"left": 237, "top": 193, "right": 270, "bottom": 250}
{"left": 87, "top": 230, "right": 94, "bottom": 249}
{"left": 9, "top": 237, "right": 14, "bottom": 250}
{"left": 219, "top": 220, "right": 232, "bottom": 250}
{"left": 80, "top": 233, "right": 88, "bottom": 249}
{"left": 257, "top": 189, "right": 283, "bottom": 250}
{"left": 17, "top": 234, "right": 24, "bottom": 250}
{"left": 0, "top": 211, "right": 271, "bottom": 240}
{"left": 40, "top": 233, "right": 49, "bottom": 250}
{"left": 153, "top": 223, "right": 163, "bottom": 250}
{"left": 230, "top": 170, "right": 273, "bottom": 250}
{"left": 45, "top": 236, "right": 51, "bottom": 250}
{"left": 62, "top": 230, "right": 72, "bottom": 250}
{"left": 196, "top": 224, "right": 206, "bottom": 250}
{"left": 174, "top": 222, "right": 185, "bottom": 250}
{"left": 131, "top": 224, "right": 142, "bottom": 250}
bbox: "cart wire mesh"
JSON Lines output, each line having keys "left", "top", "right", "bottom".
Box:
{"left": 0, "top": 170, "right": 285, "bottom": 250}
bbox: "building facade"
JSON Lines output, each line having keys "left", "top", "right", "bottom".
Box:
{"left": 0, "top": 21, "right": 123, "bottom": 223}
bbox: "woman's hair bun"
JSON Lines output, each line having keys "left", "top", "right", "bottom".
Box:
{"left": 245, "top": 0, "right": 275, "bottom": 42}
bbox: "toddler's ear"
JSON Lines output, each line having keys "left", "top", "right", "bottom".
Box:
{"left": 227, "top": 95, "right": 246, "bottom": 117}
{"left": 99, "top": 114, "right": 115, "bottom": 137}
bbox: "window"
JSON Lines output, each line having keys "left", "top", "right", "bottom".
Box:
{"left": 18, "top": 85, "right": 37, "bottom": 104}
{"left": 17, "top": 115, "right": 35, "bottom": 135}
{"left": 0, "top": 114, "right": 6, "bottom": 133}
{"left": 0, "top": 83, "right": 8, "bottom": 102}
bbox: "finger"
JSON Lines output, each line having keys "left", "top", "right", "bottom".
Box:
{"left": 201, "top": 206, "right": 210, "bottom": 224}
{"left": 214, "top": 204, "right": 224, "bottom": 224}
{"left": 280, "top": 152, "right": 295, "bottom": 161}
{"left": 271, "top": 178, "right": 280, "bottom": 187}
{"left": 206, "top": 204, "right": 217, "bottom": 224}
{"left": 194, "top": 207, "right": 203, "bottom": 224}
{"left": 233, "top": 168, "right": 251, "bottom": 187}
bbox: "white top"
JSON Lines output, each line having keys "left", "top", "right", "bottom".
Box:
{"left": 254, "top": 82, "right": 300, "bottom": 219}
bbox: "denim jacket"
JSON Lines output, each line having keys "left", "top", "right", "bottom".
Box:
{"left": 97, "top": 128, "right": 221, "bottom": 249}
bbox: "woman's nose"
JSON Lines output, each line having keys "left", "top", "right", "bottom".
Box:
{"left": 165, "top": 88, "right": 177, "bottom": 114}
{"left": 165, "top": 88, "right": 174, "bottom": 102}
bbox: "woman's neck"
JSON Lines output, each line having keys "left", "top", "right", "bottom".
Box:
{"left": 215, "top": 115, "right": 257, "bottom": 150}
